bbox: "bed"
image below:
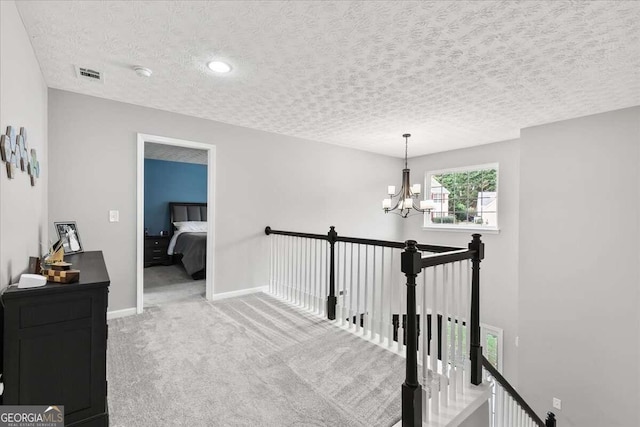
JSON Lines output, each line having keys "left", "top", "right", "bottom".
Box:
{"left": 168, "top": 202, "right": 207, "bottom": 279}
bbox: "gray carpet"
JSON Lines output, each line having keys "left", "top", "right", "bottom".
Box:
{"left": 107, "top": 292, "right": 404, "bottom": 426}
{"left": 144, "top": 264, "right": 205, "bottom": 307}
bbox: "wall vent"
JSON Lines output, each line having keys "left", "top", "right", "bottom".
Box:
{"left": 75, "top": 66, "right": 104, "bottom": 83}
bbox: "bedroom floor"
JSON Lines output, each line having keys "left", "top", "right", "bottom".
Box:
{"left": 143, "top": 264, "right": 205, "bottom": 307}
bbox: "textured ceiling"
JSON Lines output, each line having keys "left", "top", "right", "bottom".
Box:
{"left": 16, "top": 1, "right": 640, "bottom": 158}
{"left": 144, "top": 142, "right": 207, "bottom": 165}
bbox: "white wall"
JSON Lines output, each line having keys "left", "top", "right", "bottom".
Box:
{"left": 401, "top": 139, "right": 521, "bottom": 384}
{"left": 0, "top": 0, "right": 48, "bottom": 287}
{"left": 518, "top": 107, "right": 640, "bottom": 427}
{"left": 48, "top": 89, "right": 403, "bottom": 311}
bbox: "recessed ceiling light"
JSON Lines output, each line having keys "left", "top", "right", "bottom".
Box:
{"left": 207, "top": 61, "right": 232, "bottom": 73}
{"left": 133, "top": 66, "right": 152, "bottom": 77}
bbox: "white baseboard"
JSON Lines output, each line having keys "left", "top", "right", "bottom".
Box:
{"left": 211, "top": 286, "right": 268, "bottom": 301}
{"left": 107, "top": 307, "right": 137, "bottom": 320}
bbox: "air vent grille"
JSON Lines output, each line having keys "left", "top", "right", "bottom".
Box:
{"left": 75, "top": 66, "right": 104, "bottom": 83}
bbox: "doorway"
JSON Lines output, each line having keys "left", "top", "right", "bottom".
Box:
{"left": 136, "top": 134, "right": 216, "bottom": 314}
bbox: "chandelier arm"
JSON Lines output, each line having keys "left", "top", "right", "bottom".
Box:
{"left": 411, "top": 200, "right": 428, "bottom": 212}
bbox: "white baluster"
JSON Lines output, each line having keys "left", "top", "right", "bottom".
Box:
{"left": 519, "top": 404, "right": 524, "bottom": 426}
{"left": 285, "top": 236, "right": 289, "bottom": 300}
{"left": 291, "top": 236, "right": 295, "bottom": 302}
{"left": 510, "top": 396, "right": 515, "bottom": 426}
{"left": 320, "top": 241, "right": 329, "bottom": 317}
{"left": 431, "top": 266, "right": 439, "bottom": 415}
{"left": 347, "top": 243, "right": 353, "bottom": 328}
{"left": 318, "top": 240, "right": 323, "bottom": 313}
{"left": 397, "top": 250, "right": 405, "bottom": 354}
{"left": 268, "top": 234, "right": 273, "bottom": 294}
{"left": 293, "top": 238, "right": 298, "bottom": 304}
{"left": 355, "top": 244, "right": 361, "bottom": 333}
{"left": 291, "top": 237, "right": 295, "bottom": 303}
{"left": 304, "top": 239, "right": 313, "bottom": 311}
{"left": 312, "top": 239, "right": 317, "bottom": 310}
{"left": 370, "top": 246, "right": 377, "bottom": 339}
{"left": 422, "top": 265, "right": 429, "bottom": 422}
{"left": 298, "top": 238, "right": 303, "bottom": 306}
{"left": 457, "top": 261, "right": 464, "bottom": 394}
{"left": 334, "top": 242, "right": 341, "bottom": 319}
{"left": 503, "top": 385, "right": 508, "bottom": 427}
{"left": 363, "top": 245, "right": 369, "bottom": 336}
{"left": 294, "top": 238, "right": 302, "bottom": 305}
{"left": 273, "top": 235, "right": 277, "bottom": 296}
{"left": 298, "top": 238, "right": 307, "bottom": 307}
{"left": 308, "top": 238, "right": 313, "bottom": 309}
{"left": 388, "top": 248, "right": 395, "bottom": 349}
{"left": 280, "top": 236, "right": 284, "bottom": 298}
{"left": 299, "top": 238, "right": 303, "bottom": 306}
{"left": 379, "top": 247, "right": 386, "bottom": 344}
{"left": 450, "top": 262, "right": 457, "bottom": 402}
{"left": 442, "top": 264, "right": 449, "bottom": 407}
{"left": 342, "top": 242, "right": 347, "bottom": 326}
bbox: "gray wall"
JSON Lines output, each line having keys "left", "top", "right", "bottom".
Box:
{"left": 0, "top": 0, "right": 48, "bottom": 287}
{"left": 48, "top": 89, "right": 403, "bottom": 311}
{"left": 518, "top": 107, "right": 640, "bottom": 427}
{"left": 46, "top": 68, "right": 640, "bottom": 426}
{"left": 401, "top": 139, "right": 521, "bottom": 383}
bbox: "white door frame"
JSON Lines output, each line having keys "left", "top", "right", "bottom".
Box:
{"left": 136, "top": 133, "right": 216, "bottom": 314}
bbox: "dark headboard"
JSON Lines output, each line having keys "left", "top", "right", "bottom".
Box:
{"left": 169, "top": 202, "right": 207, "bottom": 237}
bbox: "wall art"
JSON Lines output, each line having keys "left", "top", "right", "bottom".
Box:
{"left": 1, "top": 126, "right": 39, "bottom": 185}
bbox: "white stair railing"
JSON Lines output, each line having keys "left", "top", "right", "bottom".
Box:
{"left": 267, "top": 227, "right": 557, "bottom": 427}
{"left": 269, "top": 233, "right": 329, "bottom": 315}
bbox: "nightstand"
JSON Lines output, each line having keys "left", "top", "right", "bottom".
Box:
{"left": 144, "top": 235, "right": 171, "bottom": 267}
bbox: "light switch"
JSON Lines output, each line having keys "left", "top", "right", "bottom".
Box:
{"left": 109, "top": 210, "right": 119, "bottom": 222}
{"left": 553, "top": 398, "right": 561, "bottom": 410}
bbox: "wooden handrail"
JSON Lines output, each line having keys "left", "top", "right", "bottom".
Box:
{"left": 481, "top": 356, "right": 546, "bottom": 427}
{"left": 264, "top": 226, "right": 327, "bottom": 241}
{"left": 264, "top": 226, "right": 464, "bottom": 253}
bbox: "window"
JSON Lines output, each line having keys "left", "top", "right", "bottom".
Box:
{"left": 424, "top": 164, "right": 499, "bottom": 230}
{"left": 481, "top": 324, "right": 504, "bottom": 427}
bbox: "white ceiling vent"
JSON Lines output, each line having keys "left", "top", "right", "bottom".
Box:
{"left": 74, "top": 66, "right": 104, "bottom": 83}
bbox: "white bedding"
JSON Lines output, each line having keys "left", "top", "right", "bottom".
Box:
{"left": 167, "top": 230, "right": 184, "bottom": 255}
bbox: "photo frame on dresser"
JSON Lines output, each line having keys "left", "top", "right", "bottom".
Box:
{"left": 54, "top": 221, "right": 84, "bottom": 254}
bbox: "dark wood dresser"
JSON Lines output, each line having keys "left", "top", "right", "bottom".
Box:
{"left": 1, "top": 251, "right": 109, "bottom": 427}
{"left": 144, "top": 235, "right": 171, "bottom": 267}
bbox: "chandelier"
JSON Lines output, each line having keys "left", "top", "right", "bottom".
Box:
{"left": 382, "top": 133, "right": 437, "bottom": 218}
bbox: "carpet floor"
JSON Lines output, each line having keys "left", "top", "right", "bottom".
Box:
{"left": 143, "top": 264, "right": 205, "bottom": 307}
{"left": 107, "top": 292, "right": 404, "bottom": 426}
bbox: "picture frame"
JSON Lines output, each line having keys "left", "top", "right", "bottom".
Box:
{"left": 54, "top": 221, "right": 84, "bottom": 254}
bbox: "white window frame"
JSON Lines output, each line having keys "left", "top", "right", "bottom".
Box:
{"left": 480, "top": 323, "right": 504, "bottom": 427}
{"left": 423, "top": 163, "right": 500, "bottom": 233}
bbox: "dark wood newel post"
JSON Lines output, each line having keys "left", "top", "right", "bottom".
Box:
{"left": 401, "top": 240, "right": 422, "bottom": 427}
{"left": 469, "top": 233, "right": 485, "bottom": 386}
{"left": 327, "top": 226, "right": 338, "bottom": 320}
{"left": 545, "top": 412, "right": 556, "bottom": 427}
